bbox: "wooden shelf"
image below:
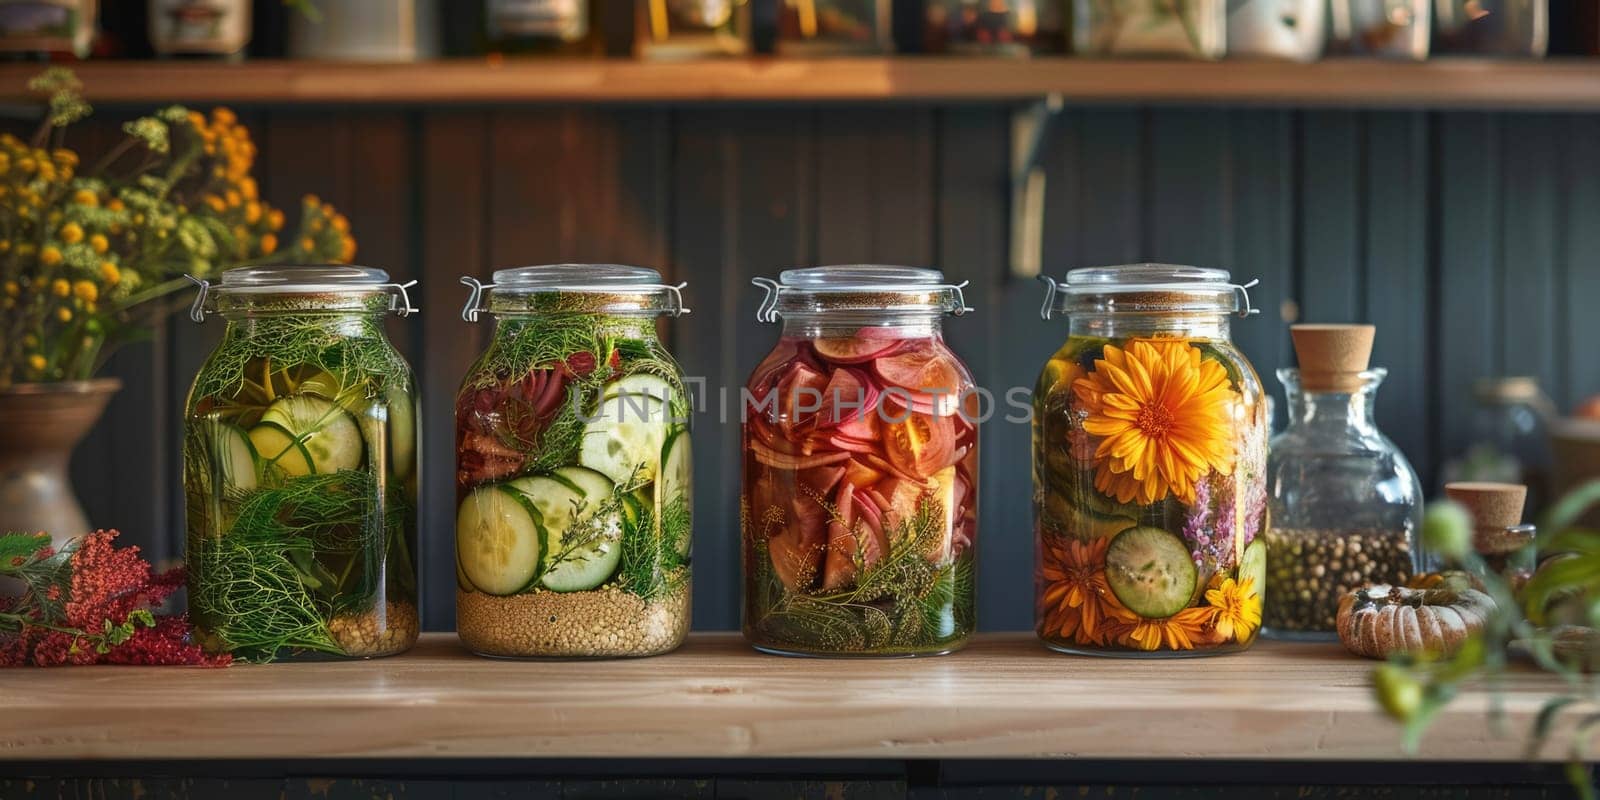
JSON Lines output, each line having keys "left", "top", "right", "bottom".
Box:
{"left": 0, "top": 633, "right": 1579, "bottom": 762}
{"left": 2, "top": 58, "right": 1599, "bottom": 108}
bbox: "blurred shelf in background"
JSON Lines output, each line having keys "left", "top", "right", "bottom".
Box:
{"left": 4, "top": 57, "right": 1600, "bottom": 108}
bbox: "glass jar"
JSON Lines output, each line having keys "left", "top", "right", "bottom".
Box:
{"left": 183, "top": 265, "right": 420, "bottom": 662}
{"left": 1263, "top": 324, "right": 1422, "bottom": 641}
{"left": 1033, "top": 265, "right": 1268, "bottom": 657}
{"left": 1441, "top": 376, "right": 1555, "bottom": 518}
{"left": 1326, "top": 0, "right": 1430, "bottom": 58}
{"left": 741, "top": 266, "right": 978, "bottom": 657}
{"left": 923, "top": 0, "right": 1066, "bottom": 55}
{"left": 454, "top": 265, "right": 692, "bottom": 659}
{"left": 1072, "top": 0, "right": 1225, "bottom": 58}
{"left": 484, "top": 0, "right": 602, "bottom": 55}
{"left": 1434, "top": 0, "right": 1547, "bottom": 56}
{"left": 636, "top": 0, "right": 750, "bottom": 57}
{"left": 778, "top": 0, "right": 891, "bottom": 54}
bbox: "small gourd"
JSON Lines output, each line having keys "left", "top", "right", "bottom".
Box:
{"left": 1336, "top": 582, "right": 1496, "bottom": 659}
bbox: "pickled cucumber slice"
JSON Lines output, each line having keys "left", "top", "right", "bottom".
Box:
{"left": 456, "top": 484, "right": 544, "bottom": 596}
{"left": 579, "top": 392, "right": 668, "bottom": 486}
{"left": 247, "top": 422, "right": 316, "bottom": 477}
{"left": 658, "top": 428, "right": 692, "bottom": 556}
{"left": 386, "top": 386, "right": 416, "bottom": 480}
{"left": 1240, "top": 538, "right": 1266, "bottom": 596}
{"left": 1105, "top": 526, "right": 1198, "bottom": 619}
{"left": 254, "top": 395, "right": 363, "bottom": 474}
{"left": 212, "top": 423, "right": 259, "bottom": 492}
{"left": 511, "top": 470, "right": 623, "bottom": 593}
{"left": 602, "top": 373, "right": 677, "bottom": 405}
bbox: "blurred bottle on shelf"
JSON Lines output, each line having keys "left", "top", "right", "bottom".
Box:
{"left": 1440, "top": 376, "right": 1556, "bottom": 520}
{"left": 0, "top": 0, "right": 96, "bottom": 58}
{"left": 1433, "top": 0, "right": 1547, "bottom": 56}
{"left": 1229, "top": 0, "right": 1327, "bottom": 60}
{"left": 148, "top": 0, "right": 251, "bottom": 59}
{"left": 776, "top": 0, "right": 891, "bottom": 54}
{"left": 485, "top": 0, "right": 602, "bottom": 55}
{"left": 923, "top": 0, "right": 1065, "bottom": 55}
{"left": 636, "top": 0, "right": 750, "bottom": 57}
{"left": 1071, "top": 0, "right": 1223, "bottom": 58}
{"left": 288, "top": 0, "right": 438, "bottom": 61}
{"left": 1326, "top": 0, "right": 1430, "bottom": 58}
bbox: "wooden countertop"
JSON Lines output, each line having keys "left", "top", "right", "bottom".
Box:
{"left": 0, "top": 633, "right": 1578, "bottom": 762}
{"left": 5, "top": 58, "right": 1600, "bottom": 109}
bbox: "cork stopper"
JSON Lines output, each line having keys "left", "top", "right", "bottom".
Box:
{"left": 1291, "top": 324, "right": 1375, "bottom": 392}
{"left": 1445, "top": 481, "right": 1531, "bottom": 557}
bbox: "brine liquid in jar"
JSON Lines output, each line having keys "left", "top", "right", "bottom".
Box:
{"left": 454, "top": 265, "right": 692, "bottom": 659}
{"left": 1033, "top": 265, "right": 1268, "bottom": 657}
{"left": 183, "top": 266, "right": 421, "bottom": 662}
{"left": 742, "top": 266, "right": 979, "bottom": 657}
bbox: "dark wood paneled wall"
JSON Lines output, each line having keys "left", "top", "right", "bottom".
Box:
{"left": 65, "top": 104, "right": 1600, "bottom": 633}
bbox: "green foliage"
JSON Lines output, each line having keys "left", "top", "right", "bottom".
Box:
{"left": 190, "top": 310, "right": 409, "bottom": 405}
{"left": 1378, "top": 481, "right": 1600, "bottom": 795}
{"left": 187, "top": 464, "right": 414, "bottom": 661}
{"left": 618, "top": 491, "right": 691, "bottom": 602}
{"left": 746, "top": 495, "right": 975, "bottom": 653}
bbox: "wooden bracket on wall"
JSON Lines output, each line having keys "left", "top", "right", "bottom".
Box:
{"left": 1009, "top": 93, "right": 1064, "bottom": 279}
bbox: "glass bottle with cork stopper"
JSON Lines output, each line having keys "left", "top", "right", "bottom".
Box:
{"left": 1264, "top": 323, "right": 1423, "bottom": 641}
{"left": 1444, "top": 481, "right": 1536, "bottom": 586}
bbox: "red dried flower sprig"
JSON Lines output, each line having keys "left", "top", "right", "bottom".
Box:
{"left": 0, "top": 530, "right": 229, "bottom": 667}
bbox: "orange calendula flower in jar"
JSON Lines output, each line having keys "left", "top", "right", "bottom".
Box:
{"left": 1115, "top": 605, "right": 1215, "bottom": 652}
{"left": 1073, "top": 339, "right": 1238, "bottom": 506}
{"left": 1037, "top": 536, "right": 1124, "bottom": 646}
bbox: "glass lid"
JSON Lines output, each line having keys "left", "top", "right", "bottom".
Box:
{"left": 461, "top": 263, "right": 689, "bottom": 320}
{"left": 1039, "top": 263, "right": 1258, "bottom": 319}
{"left": 753, "top": 265, "right": 972, "bottom": 322}
{"left": 215, "top": 264, "right": 393, "bottom": 290}
{"left": 187, "top": 264, "right": 416, "bottom": 322}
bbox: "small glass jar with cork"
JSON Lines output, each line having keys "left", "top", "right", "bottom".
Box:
{"left": 1264, "top": 324, "right": 1423, "bottom": 640}
{"left": 1444, "top": 481, "right": 1536, "bottom": 587}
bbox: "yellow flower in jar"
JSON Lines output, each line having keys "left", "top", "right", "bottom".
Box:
{"left": 0, "top": 152, "right": 11, "bottom": 175}
{"left": 59, "top": 221, "right": 83, "bottom": 244}
{"left": 107, "top": 198, "right": 125, "bottom": 212}
{"left": 16, "top": 156, "right": 34, "bottom": 173}
{"left": 35, "top": 161, "right": 55, "bottom": 181}
{"left": 214, "top": 107, "right": 237, "bottom": 126}
{"left": 299, "top": 236, "right": 315, "bottom": 253}
{"left": 41, "top": 248, "right": 63, "bottom": 268}
{"left": 1072, "top": 339, "right": 1238, "bottom": 506}
{"left": 266, "top": 208, "right": 284, "bottom": 230}
{"left": 205, "top": 195, "right": 227, "bottom": 214}
{"left": 244, "top": 201, "right": 261, "bottom": 224}
{"left": 99, "top": 262, "right": 121, "bottom": 284}
{"left": 258, "top": 234, "right": 277, "bottom": 255}
{"left": 72, "top": 280, "right": 97, "bottom": 303}
{"left": 1203, "top": 576, "right": 1261, "bottom": 643}
{"left": 52, "top": 149, "right": 77, "bottom": 168}
{"left": 225, "top": 190, "right": 241, "bottom": 208}
{"left": 240, "top": 177, "right": 258, "bottom": 200}
{"left": 55, "top": 307, "right": 71, "bottom": 322}
{"left": 331, "top": 214, "right": 349, "bottom": 234}
{"left": 27, "top": 354, "right": 45, "bottom": 372}
{"left": 50, "top": 278, "right": 69, "bottom": 297}
{"left": 72, "top": 189, "right": 97, "bottom": 207}
{"left": 89, "top": 233, "right": 108, "bottom": 254}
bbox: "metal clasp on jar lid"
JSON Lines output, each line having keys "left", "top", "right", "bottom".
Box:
{"left": 186, "top": 267, "right": 418, "bottom": 323}
{"left": 751, "top": 266, "right": 973, "bottom": 324}
{"left": 1036, "top": 267, "right": 1261, "bottom": 321}
{"left": 458, "top": 274, "right": 690, "bottom": 323}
